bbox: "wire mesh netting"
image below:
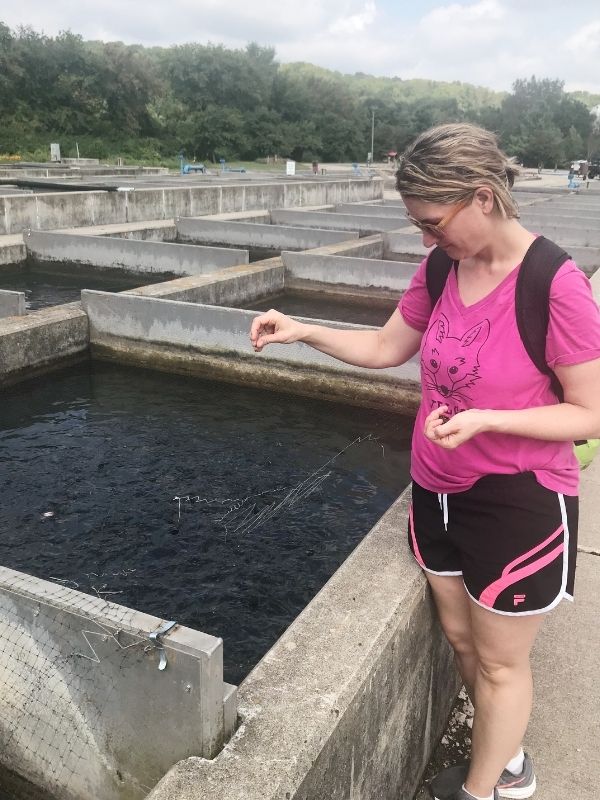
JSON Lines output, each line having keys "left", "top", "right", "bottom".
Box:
{"left": 0, "top": 568, "right": 225, "bottom": 800}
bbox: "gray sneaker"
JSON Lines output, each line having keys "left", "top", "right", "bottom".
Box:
{"left": 496, "top": 752, "right": 536, "bottom": 799}
{"left": 430, "top": 783, "right": 499, "bottom": 800}
{"left": 428, "top": 753, "right": 536, "bottom": 800}
{"left": 428, "top": 764, "right": 468, "bottom": 799}
{"left": 429, "top": 765, "right": 499, "bottom": 800}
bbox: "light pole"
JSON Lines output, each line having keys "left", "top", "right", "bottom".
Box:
{"left": 370, "top": 108, "right": 375, "bottom": 165}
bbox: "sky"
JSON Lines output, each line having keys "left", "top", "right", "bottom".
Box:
{"left": 2, "top": 0, "right": 600, "bottom": 94}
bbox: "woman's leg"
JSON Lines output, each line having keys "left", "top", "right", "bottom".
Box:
{"left": 425, "top": 573, "right": 477, "bottom": 699}
{"left": 426, "top": 573, "right": 539, "bottom": 797}
{"left": 464, "top": 602, "right": 545, "bottom": 798}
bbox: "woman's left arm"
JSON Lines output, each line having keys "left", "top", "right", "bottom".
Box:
{"left": 425, "top": 358, "right": 600, "bottom": 449}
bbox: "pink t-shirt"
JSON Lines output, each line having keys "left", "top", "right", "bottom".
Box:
{"left": 399, "top": 255, "right": 600, "bottom": 496}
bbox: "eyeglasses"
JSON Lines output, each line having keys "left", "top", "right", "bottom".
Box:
{"left": 406, "top": 198, "right": 471, "bottom": 238}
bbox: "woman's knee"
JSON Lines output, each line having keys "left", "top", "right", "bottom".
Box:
{"left": 442, "top": 620, "right": 474, "bottom": 658}
{"left": 475, "top": 652, "right": 531, "bottom": 688}
{"left": 426, "top": 574, "right": 473, "bottom": 652}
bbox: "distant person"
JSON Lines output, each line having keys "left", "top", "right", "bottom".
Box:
{"left": 580, "top": 160, "right": 589, "bottom": 181}
{"left": 312, "top": 161, "right": 319, "bottom": 175}
{"left": 250, "top": 122, "right": 600, "bottom": 800}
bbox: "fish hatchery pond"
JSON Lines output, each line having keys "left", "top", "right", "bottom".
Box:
{"left": 0, "top": 266, "right": 172, "bottom": 310}
{"left": 0, "top": 361, "right": 414, "bottom": 685}
{"left": 237, "top": 289, "right": 397, "bottom": 327}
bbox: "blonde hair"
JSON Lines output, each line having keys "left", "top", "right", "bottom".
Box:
{"left": 395, "top": 123, "right": 520, "bottom": 218}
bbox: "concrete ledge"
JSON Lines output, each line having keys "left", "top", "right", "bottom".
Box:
{"left": 0, "top": 234, "right": 26, "bottom": 265}
{"left": 81, "top": 291, "right": 419, "bottom": 389}
{"left": 302, "top": 234, "right": 385, "bottom": 260}
{"left": 126, "top": 262, "right": 284, "bottom": 306}
{"left": 55, "top": 220, "right": 177, "bottom": 241}
{"left": 146, "top": 488, "right": 460, "bottom": 800}
{"left": 520, "top": 211, "right": 600, "bottom": 225}
{"left": 0, "top": 179, "right": 383, "bottom": 235}
{"left": 560, "top": 245, "right": 600, "bottom": 274}
{"left": 335, "top": 203, "right": 407, "bottom": 219}
{"left": 0, "top": 290, "right": 26, "bottom": 318}
{"left": 25, "top": 230, "right": 249, "bottom": 275}
{"left": 383, "top": 232, "right": 428, "bottom": 261}
{"left": 515, "top": 224, "right": 600, "bottom": 248}
{"left": 176, "top": 218, "right": 359, "bottom": 250}
{"left": 282, "top": 251, "right": 418, "bottom": 295}
{"left": 270, "top": 209, "right": 406, "bottom": 235}
{"left": 0, "top": 304, "right": 89, "bottom": 386}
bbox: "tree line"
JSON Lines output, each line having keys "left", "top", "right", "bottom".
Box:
{"left": 1, "top": 22, "right": 598, "bottom": 167}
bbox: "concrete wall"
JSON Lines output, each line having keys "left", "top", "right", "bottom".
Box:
{"left": 81, "top": 290, "right": 421, "bottom": 413}
{"left": 305, "top": 235, "right": 385, "bottom": 260}
{"left": 270, "top": 209, "right": 405, "bottom": 235}
{"left": 145, "top": 489, "right": 460, "bottom": 800}
{"left": 560, "top": 245, "right": 600, "bottom": 274}
{"left": 282, "top": 252, "right": 418, "bottom": 295}
{"left": 513, "top": 186, "right": 582, "bottom": 195}
{"left": 0, "top": 566, "right": 235, "bottom": 800}
{"left": 383, "top": 232, "right": 428, "bottom": 261}
{"left": 0, "top": 290, "right": 26, "bottom": 318}
{"left": 520, "top": 211, "right": 599, "bottom": 225}
{"left": 127, "top": 262, "right": 284, "bottom": 306}
{"left": 335, "top": 203, "right": 407, "bottom": 219}
{"left": 0, "top": 179, "right": 383, "bottom": 236}
{"left": 516, "top": 224, "right": 600, "bottom": 248}
{"left": 176, "top": 218, "right": 359, "bottom": 250}
{"left": 56, "top": 221, "right": 178, "bottom": 242}
{"left": 0, "top": 235, "right": 26, "bottom": 265}
{"left": 527, "top": 197, "right": 600, "bottom": 210}
{"left": 0, "top": 303, "right": 89, "bottom": 386}
{"left": 25, "top": 230, "right": 249, "bottom": 275}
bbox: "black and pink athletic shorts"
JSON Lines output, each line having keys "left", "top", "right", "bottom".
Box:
{"left": 408, "top": 472, "right": 578, "bottom": 615}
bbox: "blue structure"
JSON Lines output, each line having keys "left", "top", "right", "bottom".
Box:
{"left": 179, "top": 154, "right": 207, "bottom": 175}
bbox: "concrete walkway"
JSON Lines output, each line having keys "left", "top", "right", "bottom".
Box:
{"left": 526, "top": 459, "right": 600, "bottom": 800}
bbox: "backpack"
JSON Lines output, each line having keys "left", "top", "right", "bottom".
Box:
{"left": 425, "top": 236, "right": 599, "bottom": 469}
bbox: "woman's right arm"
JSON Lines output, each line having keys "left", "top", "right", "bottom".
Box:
{"left": 249, "top": 307, "right": 423, "bottom": 369}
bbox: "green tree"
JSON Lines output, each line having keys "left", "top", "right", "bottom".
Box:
{"left": 499, "top": 77, "right": 592, "bottom": 166}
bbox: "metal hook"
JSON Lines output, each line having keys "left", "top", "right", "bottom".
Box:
{"left": 148, "top": 620, "right": 177, "bottom": 671}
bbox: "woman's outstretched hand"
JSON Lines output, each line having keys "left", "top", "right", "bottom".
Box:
{"left": 424, "top": 405, "right": 490, "bottom": 448}
{"left": 250, "top": 309, "right": 306, "bottom": 352}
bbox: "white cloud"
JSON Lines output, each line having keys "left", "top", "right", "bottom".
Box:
{"left": 328, "top": 1, "right": 377, "bottom": 36}
{"left": 564, "top": 20, "right": 600, "bottom": 60}
{"left": 419, "top": 0, "right": 507, "bottom": 45}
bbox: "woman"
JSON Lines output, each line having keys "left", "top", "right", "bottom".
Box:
{"left": 249, "top": 123, "right": 600, "bottom": 800}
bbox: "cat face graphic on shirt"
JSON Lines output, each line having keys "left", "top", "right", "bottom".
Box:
{"left": 422, "top": 313, "right": 490, "bottom": 413}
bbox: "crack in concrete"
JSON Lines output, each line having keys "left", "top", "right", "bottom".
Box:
{"left": 578, "top": 545, "right": 600, "bottom": 556}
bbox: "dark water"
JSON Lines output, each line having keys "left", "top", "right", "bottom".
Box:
{"left": 0, "top": 361, "right": 413, "bottom": 684}
{"left": 0, "top": 268, "right": 165, "bottom": 311}
{"left": 241, "top": 289, "right": 397, "bottom": 327}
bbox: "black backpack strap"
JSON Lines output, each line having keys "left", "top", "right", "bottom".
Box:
{"left": 425, "top": 246, "right": 456, "bottom": 309}
{"left": 515, "top": 236, "right": 570, "bottom": 401}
